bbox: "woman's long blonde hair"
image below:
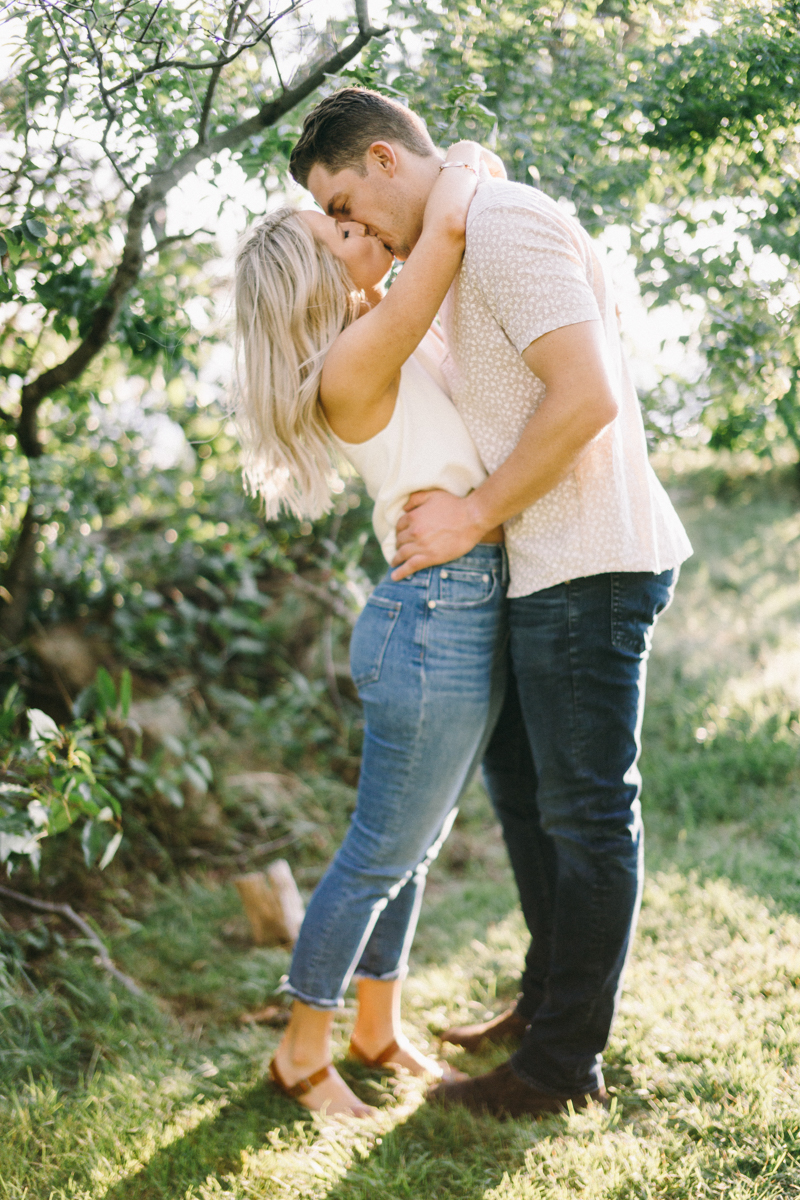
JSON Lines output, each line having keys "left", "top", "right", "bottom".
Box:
{"left": 233, "top": 206, "right": 362, "bottom": 519}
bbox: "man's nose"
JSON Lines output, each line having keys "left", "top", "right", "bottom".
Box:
{"left": 341, "top": 220, "right": 368, "bottom": 237}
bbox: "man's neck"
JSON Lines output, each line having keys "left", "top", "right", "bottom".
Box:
{"left": 403, "top": 151, "right": 445, "bottom": 255}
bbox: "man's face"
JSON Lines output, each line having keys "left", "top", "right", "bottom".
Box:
{"left": 307, "top": 144, "right": 432, "bottom": 261}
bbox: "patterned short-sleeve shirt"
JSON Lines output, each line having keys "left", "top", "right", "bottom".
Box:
{"left": 439, "top": 179, "right": 692, "bottom": 599}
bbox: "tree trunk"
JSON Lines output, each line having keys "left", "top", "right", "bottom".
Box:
{"left": 0, "top": 500, "right": 39, "bottom": 645}
{"left": 775, "top": 370, "right": 800, "bottom": 488}
{"left": 234, "top": 861, "right": 305, "bottom": 946}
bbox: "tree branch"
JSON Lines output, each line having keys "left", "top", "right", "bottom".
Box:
{"left": 135, "top": 0, "right": 164, "bottom": 45}
{"left": 161, "top": 15, "right": 389, "bottom": 184}
{"left": 0, "top": 502, "right": 39, "bottom": 643}
{"left": 151, "top": 226, "right": 216, "bottom": 253}
{"left": 18, "top": 178, "right": 154, "bottom": 454}
{"left": 105, "top": 0, "right": 301, "bottom": 96}
{"left": 266, "top": 33, "right": 286, "bottom": 92}
{"left": 82, "top": 18, "right": 118, "bottom": 123}
{"left": 197, "top": 0, "right": 251, "bottom": 145}
{"left": 17, "top": 7, "right": 388, "bottom": 443}
{"left": 355, "top": 0, "right": 374, "bottom": 34}
{"left": 100, "top": 112, "right": 131, "bottom": 191}
{"left": 0, "top": 883, "right": 144, "bottom": 997}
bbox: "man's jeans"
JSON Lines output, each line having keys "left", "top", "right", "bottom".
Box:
{"left": 483, "top": 568, "right": 676, "bottom": 1095}
{"left": 284, "top": 545, "right": 508, "bottom": 1009}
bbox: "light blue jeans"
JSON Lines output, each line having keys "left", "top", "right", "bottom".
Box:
{"left": 282, "top": 544, "right": 508, "bottom": 1009}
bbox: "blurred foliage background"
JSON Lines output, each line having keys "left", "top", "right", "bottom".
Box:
{"left": 0, "top": 0, "right": 798, "bottom": 952}
{"left": 2, "top": 3, "right": 800, "bottom": 1194}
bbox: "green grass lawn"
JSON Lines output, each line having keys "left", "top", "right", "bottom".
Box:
{"left": 3, "top": 456, "right": 800, "bottom": 1199}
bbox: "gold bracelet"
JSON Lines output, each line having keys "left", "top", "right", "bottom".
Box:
{"left": 439, "top": 161, "right": 479, "bottom": 178}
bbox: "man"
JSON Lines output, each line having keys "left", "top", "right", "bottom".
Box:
{"left": 289, "top": 88, "right": 692, "bottom": 1118}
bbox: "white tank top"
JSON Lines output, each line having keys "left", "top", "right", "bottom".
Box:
{"left": 331, "top": 328, "right": 487, "bottom": 563}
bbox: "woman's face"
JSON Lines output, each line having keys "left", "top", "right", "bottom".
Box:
{"left": 300, "top": 210, "right": 393, "bottom": 292}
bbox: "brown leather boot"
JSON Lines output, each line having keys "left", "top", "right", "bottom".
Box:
{"left": 440, "top": 1007, "right": 530, "bottom": 1053}
{"left": 428, "top": 1060, "right": 608, "bottom": 1120}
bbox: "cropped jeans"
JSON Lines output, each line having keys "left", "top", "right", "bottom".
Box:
{"left": 483, "top": 568, "right": 676, "bottom": 1096}
{"left": 284, "top": 544, "right": 508, "bottom": 1010}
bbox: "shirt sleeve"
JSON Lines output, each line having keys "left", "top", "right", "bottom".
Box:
{"left": 466, "top": 198, "right": 602, "bottom": 354}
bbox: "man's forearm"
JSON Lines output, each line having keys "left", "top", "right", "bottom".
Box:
{"left": 464, "top": 383, "right": 617, "bottom": 535}
{"left": 391, "top": 320, "right": 620, "bottom": 580}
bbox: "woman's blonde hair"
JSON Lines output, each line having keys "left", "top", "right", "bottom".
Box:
{"left": 233, "top": 206, "right": 362, "bottom": 519}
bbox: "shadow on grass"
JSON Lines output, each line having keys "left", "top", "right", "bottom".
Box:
{"left": 321, "top": 1098, "right": 539, "bottom": 1200}
{"left": 104, "top": 1078, "right": 306, "bottom": 1200}
{"left": 104, "top": 1072, "right": 540, "bottom": 1200}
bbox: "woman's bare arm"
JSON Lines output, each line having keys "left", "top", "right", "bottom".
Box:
{"left": 320, "top": 141, "right": 485, "bottom": 440}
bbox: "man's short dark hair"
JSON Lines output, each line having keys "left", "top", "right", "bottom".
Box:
{"left": 289, "top": 87, "right": 435, "bottom": 189}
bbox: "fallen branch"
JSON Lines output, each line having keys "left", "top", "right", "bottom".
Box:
{"left": 0, "top": 883, "right": 144, "bottom": 997}
{"left": 186, "top": 829, "right": 302, "bottom": 867}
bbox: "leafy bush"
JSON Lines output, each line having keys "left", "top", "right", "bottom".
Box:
{"left": 0, "top": 668, "right": 212, "bottom": 876}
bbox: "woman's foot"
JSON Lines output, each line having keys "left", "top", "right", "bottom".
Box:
{"left": 350, "top": 1033, "right": 468, "bottom": 1082}
{"left": 271, "top": 1043, "right": 374, "bottom": 1118}
{"left": 352, "top": 978, "right": 468, "bottom": 1082}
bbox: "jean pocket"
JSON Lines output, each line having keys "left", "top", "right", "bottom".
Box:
{"left": 611, "top": 571, "right": 673, "bottom": 656}
{"left": 349, "top": 595, "right": 402, "bottom": 688}
{"left": 435, "top": 567, "right": 498, "bottom": 610}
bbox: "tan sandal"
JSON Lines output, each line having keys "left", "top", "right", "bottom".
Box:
{"left": 269, "top": 1055, "right": 335, "bottom": 1099}
{"left": 349, "top": 1037, "right": 402, "bottom": 1069}
{"left": 349, "top": 1037, "right": 469, "bottom": 1082}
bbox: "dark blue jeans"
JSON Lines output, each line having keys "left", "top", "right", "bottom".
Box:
{"left": 483, "top": 569, "right": 676, "bottom": 1095}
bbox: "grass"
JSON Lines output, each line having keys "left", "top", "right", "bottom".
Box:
{"left": 3, "top": 454, "right": 800, "bottom": 1198}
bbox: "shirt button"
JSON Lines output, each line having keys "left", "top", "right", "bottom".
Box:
{"left": 441, "top": 570, "right": 449, "bottom": 578}
{"left": 428, "top": 600, "right": 437, "bottom": 609}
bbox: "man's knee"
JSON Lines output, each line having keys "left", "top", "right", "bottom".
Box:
{"left": 537, "top": 785, "right": 642, "bottom": 853}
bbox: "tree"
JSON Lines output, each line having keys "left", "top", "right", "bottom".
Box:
{"left": 385, "top": 0, "right": 800, "bottom": 461}
{"left": 0, "top": 0, "right": 388, "bottom": 644}
{"left": 3, "top": 0, "right": 800, "bottom": 660}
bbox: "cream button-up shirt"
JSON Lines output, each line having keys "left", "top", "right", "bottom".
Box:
{"left": 439, "top": 180, "right": 692, "bottom": 600}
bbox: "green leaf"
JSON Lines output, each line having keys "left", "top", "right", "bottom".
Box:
{"left": 3, "top": 231, "right": 22, "bottom": 267}
{"left": 182, "top": 763, "right": 208, "bottom": 794}
{"left": 27, "top": 708, "right": 60, "bottom": 746}
{"left": 80, "top": 819, "right": 96, "bottom": 868}
{"left": 98, "top": 829, "right": 122, "bottom": 870}
{"left": 95, "top": 667, "right": 117, "bottom": 714}
{"left": 159, "top": 782, "right": 184, "bottom": 809}
{"left": 194, "top": 754, "right": 212, "bottom": 782}
{"left": 119, "top": 668, "right": 132, "bottom": 718}
{"left": 0, "top": 235, "right": 7, "bottom": 258}
{"left": 24, "top": 217, "right": 47, "bottom": 239}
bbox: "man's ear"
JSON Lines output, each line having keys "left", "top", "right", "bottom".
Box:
{"left": 367, "top": 141, "right": 399, "bottom": 176}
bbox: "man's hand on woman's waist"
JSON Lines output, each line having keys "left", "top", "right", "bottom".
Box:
{"left": 390, "top": 490, "right": 496, "bottom": 581}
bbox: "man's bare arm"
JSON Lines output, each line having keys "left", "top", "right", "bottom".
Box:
{"left": 390, "top": 319, "right": 619, "bottom": 581}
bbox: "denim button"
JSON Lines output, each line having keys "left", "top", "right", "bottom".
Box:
{"left": 428, "top": 600, "right": 436, "bottom": 609}
{"left": 482, "top": 574, "right": 489, "bottom": 582}
{"left": 441, "top": 570, "right": 449, "bottom": 578}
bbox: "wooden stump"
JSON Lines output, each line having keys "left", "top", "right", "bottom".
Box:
{"left": 234, "top": 860, "right": 305, "bottom": 946}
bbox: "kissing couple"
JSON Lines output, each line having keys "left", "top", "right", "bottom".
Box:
{"left": 234, "top": 87, "right": 692, "bottom": 1120}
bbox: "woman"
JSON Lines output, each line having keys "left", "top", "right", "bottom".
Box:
{"left": 234, "top": 141, "right": 507, "bottom": 1117}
